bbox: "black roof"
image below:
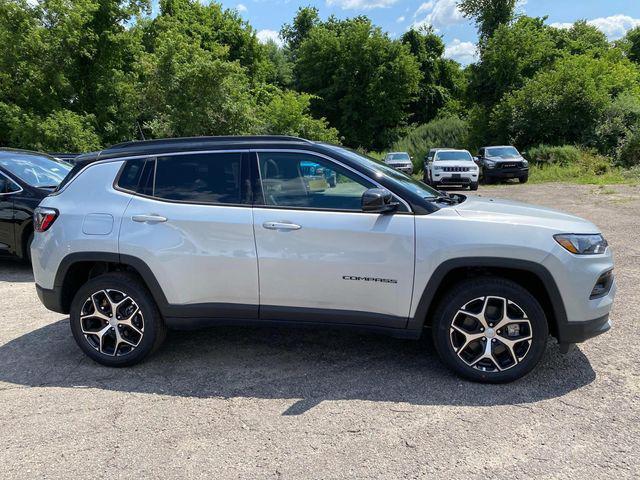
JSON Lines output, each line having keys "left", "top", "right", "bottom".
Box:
{"left": 72, "top": 135, "right": 315, "bottom": 165}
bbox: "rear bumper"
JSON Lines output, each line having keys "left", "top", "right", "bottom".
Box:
{"left": 36, "top": 284, "right": 65, "bottom": 314}
{"left": 485, "top": 167, "right": 529, "bottom": 179}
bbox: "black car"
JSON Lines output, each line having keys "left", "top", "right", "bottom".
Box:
{"left": 0, "top": 149, "right": 72, "bottom": 261}
{"left": 476, "top": 146, "right": 529, "bottom": 183}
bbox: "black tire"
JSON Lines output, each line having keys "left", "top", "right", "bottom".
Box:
{"left": 69, "top": 272, "right": 166, "bottom": 367}
{"left": 519, "top": 175, "right": 529, "bottom": 184}
{"left": 431, "top": 277, "right": 548, "bottom": 383}
{"left": 23, "top": 232, "right": 34, "bottom": 264}
{"left": 469, "top": 182, "right": 479, "bottom": 191}
{"left": 483, "top": 175, "right": 493, "bottom": 185}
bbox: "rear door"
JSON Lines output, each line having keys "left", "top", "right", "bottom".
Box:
{"left": 252, "top": 150, "right": 415, "bottom": 328}
{"left": 118, "top": 151, "right": 259, "bottom": 319}
{"left": 0, "top": 172, "right": 20, "bottom": 252}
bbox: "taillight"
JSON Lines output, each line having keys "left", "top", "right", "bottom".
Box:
{"left": 34, "top": 207, "right": 58, "bottom": 232}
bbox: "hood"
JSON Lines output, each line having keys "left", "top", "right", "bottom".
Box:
{"left": 486, "top": 155, "right": 523, "bottom": 162}
{"left": 433, "top": 160, "right": 478, "bottom": 168}
{"left": 387, "top": 159, "right": 412, "bottom": 165}
{"left": 455, "top": 196, "right": 599, "bottom": 233}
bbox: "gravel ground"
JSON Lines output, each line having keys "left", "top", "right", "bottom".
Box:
{"left": 0, "top": 182, "right": 638, "bottom": 479}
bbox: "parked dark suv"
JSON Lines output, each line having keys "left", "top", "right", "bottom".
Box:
{"left": 0, "top": 149, "right": 71, "bottom": 261}
{"left": 477, "top": 146, "right": 529, "bottom": 184}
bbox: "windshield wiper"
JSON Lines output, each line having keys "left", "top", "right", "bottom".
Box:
{"left": 425, "top": 191, "right": 458, "bottom": 204}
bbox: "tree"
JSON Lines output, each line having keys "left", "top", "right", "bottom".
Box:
{"left": 294, "top": 17, "right": 420, "bottom": 149}
{"left": 550, "top": 20, "right": 609, "bottom": 57}
{"left": 400, "top": 27, "right": 464, "bottom": 123}
{"left": 490, "top": 55, "right": 640, "bottom": 148}
{"left": 623, "top": 26, "right": 640, "bottom": 64}
{"left": 458, "top": 0, "right": 517, "bottom": 47}
{"left": 280, "top": 6, "right": 320, "bottom": 53}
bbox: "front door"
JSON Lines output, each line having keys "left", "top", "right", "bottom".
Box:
{"left": 252, "top": 151, "right": 415, "bottom": 328}
{"left": 118, "top": 152, "right": 259, "bottom": 319}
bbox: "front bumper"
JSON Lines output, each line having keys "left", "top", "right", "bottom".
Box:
{"left": 485, "top": 167, "right": 529, "bottom": 179}
{"left": 389, "top": 165, "right": 413, "bottom": 174}
{"left": 557, "top": 314, "right": 611, "bottom": 344}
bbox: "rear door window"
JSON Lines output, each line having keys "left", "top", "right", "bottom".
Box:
{"left": 153, "top": 153, "right": 244, "bottom": 204}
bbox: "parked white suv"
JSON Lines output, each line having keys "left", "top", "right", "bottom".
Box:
{"left": 424, "top": 149, "right": 479, "bottom": 190}
{"left": 32, "top": 136, "right": 615, "bottom": 382}
{"left": 383, "top": 152, "right": 413, "bottom": 174}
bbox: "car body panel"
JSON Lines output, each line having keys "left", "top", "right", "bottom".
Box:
{"left": 253, "top": 207, "right": 415, "bottom": 326}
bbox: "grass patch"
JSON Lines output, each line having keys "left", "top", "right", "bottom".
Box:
{"left": 528, "top": 163, "right": 636, "bottom": 185}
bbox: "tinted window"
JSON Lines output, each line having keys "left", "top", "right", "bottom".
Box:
{"left": 117, "top": 159, "right": 146, "bottom": 191}
{"left": 258, "top": 152, "right": 374, "bottom": 211}
{"left": 0, "top": 151, "right": 71, "bottom": 188}
{"left": 1, "top": 174, "right": 20, "bottom": 193}
{"left": 389, "top": 153, "right": 410, "bottom": 160}
{"left": 153, "top": 153, "right": 243, "bottom": 204}
{"left": 435, "top": 151, "right": 473, "bottom": 161}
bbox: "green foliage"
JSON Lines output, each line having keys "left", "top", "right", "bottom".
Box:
{"left": 490, "top": 55, "right": 640, "bottom": 148}
{"left": 458, "top": 0, "right": 517, "bottom": 46}
{"left": 294, "top": 16, "right": 421, "bottom": 150}
{"left": 525, "top": 145, "right": 583, "bottom": 165}
{"left": 280, "top": 6, "right": 319, "bottom": 53}
{"left": 400, "top": 27, "right": 465, "bottom": 123}
{"left": 257, "top": 91, "right": 339, "bottom": 143}
{"left": 624, "top": 26, "right": 640, "bottom": 64}
{"left": 617, "top": 129, "right": 640, "bottom": 168}
{"left": 551, "top": 20, "right": 609, "bottom": 57}
{"left": 390, "top": 116, "right": 470, "bottom": 171}
{"left": 527, "top": 163, "right": 631, "bottom": 185}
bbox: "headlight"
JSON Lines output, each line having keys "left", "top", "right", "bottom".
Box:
{"left": 484, "top": 160, "right": 496, "bottom": 169}
{"left": 554, "top": 234, "right": 608, "bottom": 255}
{"left": 433, "top": 165, "right": 443, "bottom": 171}
{"left": 522, "top": 159, "right": 529, "bottom": 167}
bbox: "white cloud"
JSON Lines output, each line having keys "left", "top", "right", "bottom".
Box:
{"left": 236, "top": 3, "right": 247, "bottom": 13}
{"left": 326, "top": 0, "right": 398, "bottom": 10}
{"left": 256, "top": 29, "right": 283, "bottom": 47}
{"left": 396, "top": 16, "right": 405, "bottom": 23}
{"left": 551, "top": 15, "right": 640, "bottom": 40}
{"left": 411, "top": 0, "right": 465, "bottom": 31}
{"left": 444, "top": 38, "right": 478, "bottom": 65}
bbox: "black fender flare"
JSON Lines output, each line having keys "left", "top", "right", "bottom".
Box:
{"left": 407, "top": 257, "right": 568, "bottom": 333}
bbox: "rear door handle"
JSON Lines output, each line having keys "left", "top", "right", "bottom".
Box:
{"left": 262, "top": 221, "right": 301, "bottom": 231}
{"left": 132, "top": 214, "right": 167, "bottom": 224}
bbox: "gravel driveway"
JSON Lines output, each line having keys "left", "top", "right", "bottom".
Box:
{"left": 0, "top": 183, "right": 638, "bottom": 479}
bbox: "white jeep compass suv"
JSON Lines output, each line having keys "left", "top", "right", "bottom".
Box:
{"left": 32, "top": 136, "right": 615, "bottom": 383}
{"left": 424, "top": 149, "right": 479, "bottom": 190}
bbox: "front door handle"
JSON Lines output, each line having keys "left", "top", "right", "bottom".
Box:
{"left": 262, "top": 221, "right": 301, "bottom": 231}
{"left": 132, "top": 214, "right": 167, "bottom": 224}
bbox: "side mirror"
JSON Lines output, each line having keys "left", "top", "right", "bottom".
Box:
{"left": 362, "top": 188, "right": 399, "bottom": 213}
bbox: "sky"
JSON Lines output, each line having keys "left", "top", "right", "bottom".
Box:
{"left": 202, "top": 0, "right": 640, "bottom": 65}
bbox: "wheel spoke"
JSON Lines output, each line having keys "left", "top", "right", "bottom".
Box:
{"left": 449, "top": 295, "right": 535, "bottom": 373}
{"left": 79, "top": 289, "right": 144, "bottom": 357}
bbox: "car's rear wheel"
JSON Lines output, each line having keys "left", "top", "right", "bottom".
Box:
{"left": 432, "top": 277, "right": 548, "bottom": 383}
{"left": 69, "top": 272, "right": 166, "bottom": 367}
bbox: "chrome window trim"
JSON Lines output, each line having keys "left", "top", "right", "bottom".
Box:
{"left": 252, "top": 148, "right": 413, "bottom": 213}
{"left": 0, "top": 170, "right": 23, "bottom": 196}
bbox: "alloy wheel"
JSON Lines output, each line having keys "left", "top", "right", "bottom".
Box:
{"left": 449, "top": 296, "right": 533, "bottom": 372}
{"left": 80, "top": 289, "right": 144, "bottom": 357}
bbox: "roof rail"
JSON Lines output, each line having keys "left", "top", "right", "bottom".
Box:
{"left": 106, "top": 135, "right": 313, "bottom": 151}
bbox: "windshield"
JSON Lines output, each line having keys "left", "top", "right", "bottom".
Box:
{"left": 435, "top": 151, "right": 473, "bottom": 162}
{"left": 388, "top": 153, "right": 410, "bottom": 161}
{"left": 327, "top": 146, "right": 440, "bottom": 200}
{"left": 0, "top": 151, "right": 71, "bottom": 188}
{"left": 486, "top": 146, "right": 520, "bottom": 158}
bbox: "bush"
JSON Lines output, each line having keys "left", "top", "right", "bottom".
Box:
{"left": 390, "top": 116, "right": 469, "bottom": 171}
{"left": 616, "top": 129, "right": 640, "bottom": 167}
{"left": 525, "top": 144, "right": 583, "bottom": 165}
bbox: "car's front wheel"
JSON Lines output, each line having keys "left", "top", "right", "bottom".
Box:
{"left": 69, "top": 272, "right": 166, "bottom": 367}
{"left": 432, "top": 277, "right": 548, "bottom": 383}
{"left": 519, "top": 175, "right": 529, "bottom": 183}
{"left": 469, "top": 182, "right": 479, "bottom": 191}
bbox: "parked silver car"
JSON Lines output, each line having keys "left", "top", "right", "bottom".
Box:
{"left": 32, "top": 136, "right": 615, "bottom": 383}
